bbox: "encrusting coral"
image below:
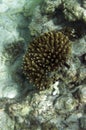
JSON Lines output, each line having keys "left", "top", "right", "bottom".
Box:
{"left": 22, "top": 31, "right": 71, "bottom": 90}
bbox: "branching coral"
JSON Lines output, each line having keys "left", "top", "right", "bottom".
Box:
{"left": 1, "top": 41, "right": 24, "bottom": 64}
{"left": 22, "top": 31, "right": 71, "bottom": 90}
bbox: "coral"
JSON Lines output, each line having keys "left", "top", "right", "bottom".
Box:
{"left": 22, "top": 31, "right": 71, "bottom": 90}
{"left": 41, "top": 0, "right": 61, "bottom": 14}
{"left": 1, "top": 40, "right": 24, "bottom": 65}
{"left": 62, "top": 0, "right": 86, "bottom": 22}
{"left": 60, "top": 27, "right": 78, "bottom": 40}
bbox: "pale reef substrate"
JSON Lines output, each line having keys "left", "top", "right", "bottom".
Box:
{"left": 0, "top": 0, "right": 86, "bottom": 130}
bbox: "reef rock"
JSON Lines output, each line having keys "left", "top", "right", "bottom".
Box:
{"left": 0, "top": 0, "right": 86, "bottom": 130}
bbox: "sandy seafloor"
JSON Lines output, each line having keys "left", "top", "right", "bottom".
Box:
{"left": 0, "top": 0, "right": 86, "bottom": 130}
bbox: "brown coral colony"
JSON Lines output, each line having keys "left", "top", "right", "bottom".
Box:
{"left": 22, "top": 31, "right": 71, "bottom": 90}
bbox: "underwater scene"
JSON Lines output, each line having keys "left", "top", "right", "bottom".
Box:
{"left": 0, "top": 0, "right": 86, "bottom": 130}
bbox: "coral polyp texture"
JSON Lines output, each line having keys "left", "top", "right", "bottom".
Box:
{"left": 1, "top": 41, "right": 24, "bottom": 64}
{"left": 22, "top": 31, "right": 71, "bottom": 90}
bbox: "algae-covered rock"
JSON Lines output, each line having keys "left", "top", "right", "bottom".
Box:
{"left": 0, "top": 110, "right": 14, "bottom": 130}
